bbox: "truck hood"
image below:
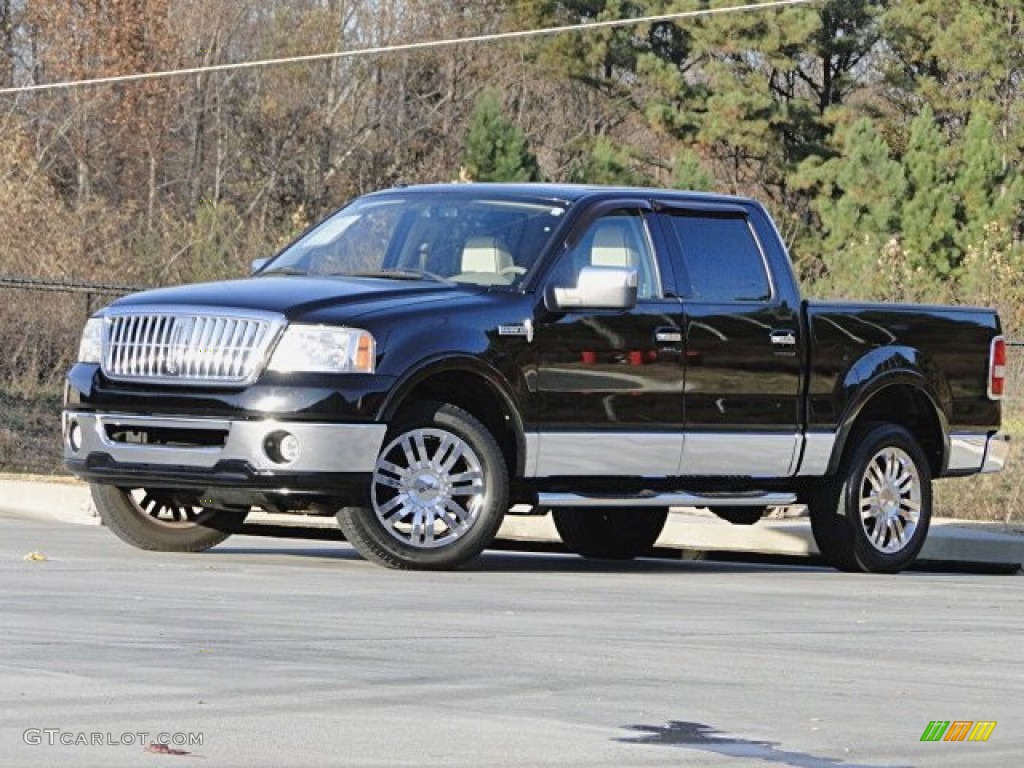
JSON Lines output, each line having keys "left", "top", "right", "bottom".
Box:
{"left": 106, "top": 276, "right": 487, "bottom": 322}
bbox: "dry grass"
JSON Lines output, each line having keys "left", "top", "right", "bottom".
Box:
{"left": 0, "top": 388, "right": 63, "bottom": 475}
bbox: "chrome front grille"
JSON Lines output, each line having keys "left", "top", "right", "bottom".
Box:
{"left": 101, "top": 307, "right": 285, "bottom": 385}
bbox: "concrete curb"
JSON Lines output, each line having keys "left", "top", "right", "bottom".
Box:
{"left": 1, "top": 477, "right": 1021, "bottom": 568}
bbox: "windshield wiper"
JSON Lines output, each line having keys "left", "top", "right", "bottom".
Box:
{"left": 256, "top": 266, "right": 308, "bottom": 277}
{"left": 351, "top": 269, "right": 452, "bottom": 284}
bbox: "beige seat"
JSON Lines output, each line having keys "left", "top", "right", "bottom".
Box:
{"left": 589, "top": 223, "right": 637, "bottom": 268}
{"left": 461, "top": 236, "right": 513, "bottom": 273}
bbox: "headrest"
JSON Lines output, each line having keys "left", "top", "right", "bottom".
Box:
{"left": 461, "top": 236, "right": 513, "bottom": 273}
{"left": 590, "top": 223, "right": 635, "bottom": 267}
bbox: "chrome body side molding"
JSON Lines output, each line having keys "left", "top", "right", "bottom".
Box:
{"left": 679, "top": 432, "right": 799, "bottom": 478}
{"left": 796, "top": 432, "right": 837, "bottom": 477}
{"left": 524, "top": 430, "right": 835, "bottom": 478}
{"left": 528, "top": 431, "right": 683, "bottom": 477}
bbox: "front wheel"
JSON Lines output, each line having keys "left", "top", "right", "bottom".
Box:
{"left": 336, "top": 402, "right": 509, "bottom": 570}
{"left": 552, "top": 507, "right": 668, "bottom": 560}
{"left": 808, "top": 423, "right": 932, "bottom": 574}
{"left": 92, "top": 485, "right": 247, "bottom": 552}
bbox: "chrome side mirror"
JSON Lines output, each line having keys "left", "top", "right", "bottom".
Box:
{"left": 546, "top": 266, "right": 638, "bottom": 311}
{"left": 250, "top": 258, "right": 270, "bottom": 275}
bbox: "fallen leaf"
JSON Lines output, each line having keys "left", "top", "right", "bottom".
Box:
{"left": 23, "top": 552, "right": 47, "bottom": 562}
{"left": 144, "top": 743, "right": 191, "bottom": 756}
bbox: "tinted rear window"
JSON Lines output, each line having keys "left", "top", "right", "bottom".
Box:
{"left": 666, "top": 213, "right": 771, "bottom": 302}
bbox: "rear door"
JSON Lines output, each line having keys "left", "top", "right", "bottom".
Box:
{"left": 656, "top": 203, "right": 802, "bottom": 477}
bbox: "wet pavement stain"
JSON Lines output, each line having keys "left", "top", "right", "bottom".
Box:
{"left": 617, "top": 721, "right": 913, "bottom": 768}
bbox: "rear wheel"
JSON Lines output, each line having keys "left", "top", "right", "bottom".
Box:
{"left": 808, "top": 423, "right": 932, "bottom": 573}
{"left": 336, "top": 401, "right": 508, "bottom": 570}
{"left": 92, "top": 484, "right": 247, "bottom": 552}
{"left": 552, "top": 507, "right": 668, "bottom": 560}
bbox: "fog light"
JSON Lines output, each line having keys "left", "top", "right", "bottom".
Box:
{"left": 264, "top": 430, "right": 300, "bottom": 465}
{"left": 279, "top": 433, "right": 300, "bottom": 463}
{"left": 68, "top": 421, "right": 82, "bottom": 453}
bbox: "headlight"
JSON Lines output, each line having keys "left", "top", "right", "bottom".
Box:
{"left": 77, "top": 318, "right": 105, "bottom": 364}
{"left": 267, "top": 325, "right": 376, "bottom": 374}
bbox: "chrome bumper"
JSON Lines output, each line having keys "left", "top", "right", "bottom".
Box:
{"left": 62, "top": 412, "right": 386, "bottom": 474}
{"left": 981, "top": 432, "right": 1010, "bottom": 474}
{"left": 948, "top": 431, "right": 1010, "bottom": 475}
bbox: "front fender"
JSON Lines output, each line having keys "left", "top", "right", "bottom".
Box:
{"left": 378, "top": 353, "right": 528, "bottom": 476}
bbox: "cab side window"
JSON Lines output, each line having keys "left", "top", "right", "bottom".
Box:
{"left": 549, "top": 210, "right": 662, "bottom": 300}
{"left": 666, "top": 212, "right": 771, "bottom": 302}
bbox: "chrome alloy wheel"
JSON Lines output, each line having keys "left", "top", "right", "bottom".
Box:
{"left": 858, "top": 446, "right": 922, "bottom": 553}
{"left": 371, "top": 428, "right": 486, "bottom": 549}
{"left": 130, "top": 489, "right": 214, "bottom": 527}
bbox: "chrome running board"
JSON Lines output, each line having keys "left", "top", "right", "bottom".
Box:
{"left": 536, "top": 491, "right": 798, "bottom": 508}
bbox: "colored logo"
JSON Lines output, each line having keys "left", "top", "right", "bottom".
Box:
{"left": 920, "top": 721, "right": 996, "bottom": 742}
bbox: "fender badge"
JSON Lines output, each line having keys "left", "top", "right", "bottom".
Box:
{"left": 498, "top": 319, "right": 534, "bottom": 343}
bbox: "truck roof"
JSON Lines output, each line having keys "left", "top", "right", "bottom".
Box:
{"left": 363, "top": 182, "right": 756, "bottom": 207}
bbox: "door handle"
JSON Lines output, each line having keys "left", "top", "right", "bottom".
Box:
{"left": 770, "top": 329, "right": 797, "bottom": 354}
{"left": 655, "top": 328, "right": 683, "bottom": 345}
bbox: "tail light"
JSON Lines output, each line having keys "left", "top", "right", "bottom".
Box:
{"left": 988, "top": 336, "right": 1006, "bottom": 400}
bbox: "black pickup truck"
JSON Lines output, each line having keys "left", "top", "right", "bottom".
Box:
{"left": 63, "top": 183, "right": 1008, "bottom": 572}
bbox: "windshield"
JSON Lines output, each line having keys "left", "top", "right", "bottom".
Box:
{"left": 260, "top": 193, "right": 571, "bottom": 287}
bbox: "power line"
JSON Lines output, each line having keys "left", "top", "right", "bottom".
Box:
{"left": 0, "top": 0, "right": 817, "bottom": 96}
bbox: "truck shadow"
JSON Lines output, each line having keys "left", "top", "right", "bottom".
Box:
{"left": 216, "top": 535, "right": 826, "bottom": 573}
{"left": 617, "top": 720, "right": 913, "bottom": 768}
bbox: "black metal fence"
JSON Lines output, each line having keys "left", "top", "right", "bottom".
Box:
{"left": 0, "top": 275, "right": 146, "bottom": 475}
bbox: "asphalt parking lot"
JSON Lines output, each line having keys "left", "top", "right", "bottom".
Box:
{"left": 1, "top": 514, "right": 1021, "bottom": 767}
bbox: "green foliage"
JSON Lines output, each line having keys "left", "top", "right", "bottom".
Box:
{"left": 570, "top": 136, "right": 649, "bottom": 186}
{"left": 671, "top": 149, "right": 713, "bottom": 192}
{"left": 955, "top": 109, "right": 1023, "bottom": 253}
{"left": 804, "top": 119, "right": 905, "bottom": 297}
{"left": 884, "top": 0, "right": 1024, "bottom": 137}
{"left": 901, "top": 106, "right": 957, "bottom": 275}
{"left": 462, "top": 89, "right": 541, "bottom": 183}
{"left": 816, "top": 119, "right": 906, "bottom": 246}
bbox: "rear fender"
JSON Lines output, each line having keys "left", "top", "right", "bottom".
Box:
{"left": 827, "top": 346, "right": 950, "bottom": 475}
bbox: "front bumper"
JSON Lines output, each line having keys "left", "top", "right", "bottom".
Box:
{"left": 63, "top": 411, "right": 386, "bottom": 488}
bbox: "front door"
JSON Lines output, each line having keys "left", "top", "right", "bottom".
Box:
{"left": 527, "top": 204, "right": 685, "bottom": 477}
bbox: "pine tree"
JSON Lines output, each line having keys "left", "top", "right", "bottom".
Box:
{"left": 570, "top": 136, "right": 649, "bottom": 186}
{"left": 671, "top": 149, "right": 713, "bottom": 191}
{"left": 818, "top": 118, "right": 906, "bottom": 246}
{"left": 462, "top": 89, "right": 541, "bottom": 183}
{"left": 812, "top": 118, "right": 907, "bottom": 295}
{"left": 883, "top": 0, "right": 1023, "bottom": 141}
{"left": 956, "top": 109, "right": 1023, "bottom": 252}
{"left": 901, "top": 106, "right": 958, "bottom": 275}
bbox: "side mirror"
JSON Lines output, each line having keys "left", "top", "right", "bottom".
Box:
{"left": 250, "top": 257, "right": 270, "bottom": 275}
{"left": 546, "top": 266, "right": 638, "bottom": 311}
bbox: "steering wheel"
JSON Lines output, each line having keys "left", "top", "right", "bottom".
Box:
{"left": 499, "top": 266, "right": 527, "bottom": 276}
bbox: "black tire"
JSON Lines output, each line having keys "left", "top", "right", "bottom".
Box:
{"left": 92, "top": 484, "right": 247, "bottom": 553}
{"left": 552, "top": 507, "right": 668, "bottom": 560}
{"left": 336, "top": 401, "right": 509, "bottom": 570}
{"left": 710, "top": 506, "right": 765, "bottom": 526}
{"left": 808, "top": 423, "right": 932, "bottom": 574}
